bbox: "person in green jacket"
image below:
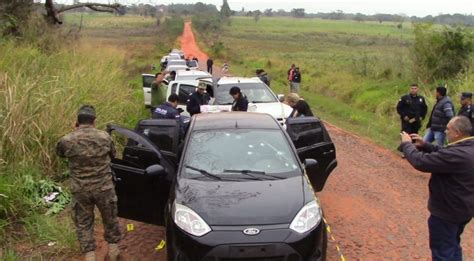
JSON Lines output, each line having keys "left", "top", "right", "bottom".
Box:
{"left": 151, "top": 72, "right": 168, "bottom": 112}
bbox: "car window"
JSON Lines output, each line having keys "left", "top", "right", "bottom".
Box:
{"left": 182, "top": 129, "right": 299, "bottom": 178}
{"left": 168, "top": 60, "right": 186, "bottom": 66}
{"left": 179, "top": 84, "right": 197, "bottom": 104}
{"left": 215, "top": 82, "right": 278, "bottom": 105}
{"left": 187, "top": 60, "right": 198, "bottom": 67}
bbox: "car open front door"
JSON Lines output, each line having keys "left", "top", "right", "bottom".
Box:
{"left": 286, "top": 117, "right": 337, "bottom": 192}
{"left": 107, "top": 124, "right": 175, "bottom": 226}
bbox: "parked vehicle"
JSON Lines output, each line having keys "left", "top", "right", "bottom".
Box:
{"left": 107, "top": 112, "right": 337, "bottom": 261}
{"left": 167, "top": 59, "right": 187, "bottom": 67}
{"left": 175, "top": 70, "right": 212, "bottom": 82}
{"left": 165, "top": 65, "right": 189, "bottom": 73}
{"left": 166, "top": 79, "right": 213, "bottom": 116}
{"left": 187, "top": 60, "right": 199, "bottom": 70}
{"left": 210, "top": 77, "right": 292, "bottom": 125}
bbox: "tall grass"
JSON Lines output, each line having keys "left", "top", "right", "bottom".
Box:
{"left": 0, "top": 41, "right": 142, "bottom": 171}
{"left": 0, "top": 13, "right": 173, "bottom": 257}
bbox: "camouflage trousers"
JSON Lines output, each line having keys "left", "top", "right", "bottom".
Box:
{"left": 71, "top": 188, "right": 121, "bottom": 253}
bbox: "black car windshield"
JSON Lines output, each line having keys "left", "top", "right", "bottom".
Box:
{"left": 182, "top": 129, "right": 300, "bottom": 179}
{"left": 214, "top": 82, "right": 278, "bottom": 105}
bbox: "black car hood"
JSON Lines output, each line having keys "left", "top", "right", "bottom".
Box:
{"left": 175, "top": 176, "right": 305, "bottom": 226}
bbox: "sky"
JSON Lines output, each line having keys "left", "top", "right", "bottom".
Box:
{"left": 51, "top": 0, "right": 473, "bottom": 17}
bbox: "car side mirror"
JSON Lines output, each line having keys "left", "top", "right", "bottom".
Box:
{"left": 145, "top": 164, "right": 166, "bottom": 176}
{"left": 303, "top": 159, "right": 318, "bottom": 170}
{"left": 277, "top": 94, "right": 285, "bottom": 102}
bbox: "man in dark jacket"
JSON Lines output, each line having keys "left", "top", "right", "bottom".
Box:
{"left": 400, "top": 116, "right": 473, "bottom": 261}
{"left": 229, "top": 86, "right": 248, "bottom": 111}
{"left": 153, "top": 94, "right": 186, "bottom": 139}
{"left": 396, "top": 84, "right": 428, "bottom": 134}
{"left": 458, "top": 92, "right": 473, "bottom": 136}
{"left": 424, "top": 86, "right": 455, "bottom": 145}
{"left": 206, "top": 58, "right": 213, "bottom": 74}
{"left": 256, "top": 69, "right": 271, "bottom": 87}
{"left": 186, "top": 82, "right": 210, "bottom": 116}
{"left": 291, "top": 67, "right": 301, "bottom": 93}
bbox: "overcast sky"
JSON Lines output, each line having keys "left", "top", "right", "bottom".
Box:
{"left": 53, "top": 0, "right": 473, "bottom": 16}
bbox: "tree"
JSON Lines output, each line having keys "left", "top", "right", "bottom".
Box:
{"left": 220, "top": 0, "right": 231, "bottom": 18}
{"left": 412, "top": 23, "right": 473, "bottom": 81}
{"left": 264, "top": 8, "right": 273, "bottom": 17}
{"left": 254, "top": 10, "right": 261, "bottom": 22}
{"left": 291, "top": 8, "right": 305, "bottom": 18}
{"left": 44, "top": 0, "right": 120, "bottom": 24}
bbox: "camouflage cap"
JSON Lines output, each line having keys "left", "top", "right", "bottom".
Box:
{"left": 77, "top": 105, "right": 96, "bottom": 118}
{"left": 197, "top": 81, "right": 207, "bottom": 90}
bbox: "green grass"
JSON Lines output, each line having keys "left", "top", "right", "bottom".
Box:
{"left": 0, "top": 13, "right": 177, "bottom": 258}
{"left": 210, "top": 16, "right": 473, "bottom": 149}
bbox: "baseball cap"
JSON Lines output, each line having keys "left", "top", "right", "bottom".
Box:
{"left": 77, "top": 105, "right": 96, "bottom": 118}
{"left": 197, "top": 82, "right": 207, "bottom": 90}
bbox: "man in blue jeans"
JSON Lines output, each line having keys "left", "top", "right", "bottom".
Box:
{"left": 400, "top": 116, "right": 473, "bottom": 261}
{"left": 424, "top": 86, "right": 455, "bottom": 145}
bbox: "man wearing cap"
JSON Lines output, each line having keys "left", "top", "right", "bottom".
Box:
{"left": 396, "top": 83, "right": 428, "bottom": 134}
{"left": 56, "top": 105, "right": 121, "bottom": 261}
{"left": 424, "top": 86, "right": 455, "bottom": 146}
{"left": 186, "top": 82, "right": 210, "bottom": 116}
{"left": 458, "top": 92, "right": 473, "bottom": 136}
{"left": 229, "top": 86, "right": 248, "bottom": 111}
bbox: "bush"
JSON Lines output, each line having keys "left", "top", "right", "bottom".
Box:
{"left": 412, "top": 23, "right": 473, "bottom": 82}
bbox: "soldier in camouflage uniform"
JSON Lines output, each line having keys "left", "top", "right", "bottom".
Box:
{"left": 56, "top": 105, "right": 121, "bottom": 261}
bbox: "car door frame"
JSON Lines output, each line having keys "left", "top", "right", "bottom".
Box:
{"left": 107, "top": 124, "right": 176, "bottom": 226}
{"left": 285, "top": 117, "right": 337, "bottom": 192}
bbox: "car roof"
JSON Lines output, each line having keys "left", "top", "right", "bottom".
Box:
{"left": 192, "top": 112, "right": 280, "bottom": 131}
{"left": 176, "top": 70, "right": 211, "bottom": 77}
{"left": 217, "top": 76, "right": 262, "bottom": 85}
{"left": 166, "top": 65, "right": 188, "bottom": 70}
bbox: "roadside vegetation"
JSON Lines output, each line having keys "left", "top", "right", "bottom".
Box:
{"left": 197, "top": 17, "right": 473, "bottom": 149}
{"left": 0, "top": 13, "right": 181, "bottom": 258}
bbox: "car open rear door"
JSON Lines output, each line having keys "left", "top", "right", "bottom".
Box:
{"left": 107, "top": 124, "right": 175, "bottom": 226}
{"left": 286, "top": 117, "right": 337, "bottom": 192}
{"left": 142, "top": 74, "right": 155, "bottom": 107}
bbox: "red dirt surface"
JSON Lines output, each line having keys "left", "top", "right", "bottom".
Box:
{"left": 180, "top": 22, "right": 209, "bottom": 65}
{"left": 81, "top": 22, "right": 473, "bottom": 261}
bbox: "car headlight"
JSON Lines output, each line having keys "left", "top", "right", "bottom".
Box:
{"left": 173, "top": 202, "right": 211, "bottom": 237}
{"left": 289, "top": 200, "right": 322, "bottom": 233}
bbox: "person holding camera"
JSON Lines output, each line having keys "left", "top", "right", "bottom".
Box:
{"left": 400, "top": 116, "right": 473, "bottom": 261}
{"left": 396, "top": 83, "right": 428, "bottom": 134}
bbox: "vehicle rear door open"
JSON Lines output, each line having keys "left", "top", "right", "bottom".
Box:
{"left": 286, "top": 117, "right": 337, "bottom": 192}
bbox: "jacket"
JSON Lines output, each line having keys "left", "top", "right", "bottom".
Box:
{"left": 186, "top": 91, "right": 209, "bottom": 116}
{"left": 258, "top": 73, "right": 271, "bottom": 87}
{"left": 152, "top": 102, "right": 180, "bottom": 120}
{"left": 292, "top": 71, "right": 301, "bottom": 83}
{"left": 396, "top": 94, "right": 428, "bottom": 122}
{"left": 401, "top": 137, "right": 474, "bottom": 223}
{"left": 427, "top": 96, "right": 455, "bottom": 132}
{"left": 458, "top": 104, "right": 474, "bottom": 135}
{"left": 231, "top": 94, "right": 249, "bottom": 111}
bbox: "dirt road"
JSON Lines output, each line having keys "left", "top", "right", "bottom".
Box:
{"left": 88, "top": 22, "right": 473, "bottom": 260}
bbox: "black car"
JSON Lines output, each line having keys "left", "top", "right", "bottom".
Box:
{"left": 107, "top": 112, "right": 337, "bottom": 261}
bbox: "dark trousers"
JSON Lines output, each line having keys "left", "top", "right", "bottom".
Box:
{"left": 401, "top": 120, "right": 421, "bottom": 134}
{"left": 428, "top": 214, "right": 470, "bottom": 261}
{"left": 207, "top": 65, "right": 213, "bottom": 74}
